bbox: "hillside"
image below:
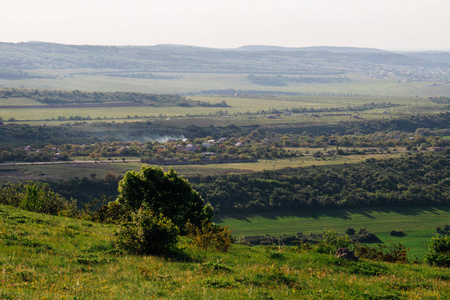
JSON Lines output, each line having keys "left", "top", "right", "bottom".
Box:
{"left": 0, "top": 205, "right": 448, "bottom": 299}
{"left": 1, "top": 42, "right": 449, "bottom": 75}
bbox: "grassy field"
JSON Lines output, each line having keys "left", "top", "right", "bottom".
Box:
{"left": 0, "top": 204, "right": 448, "bottom": 299}
{"left": 2, "top": 71, "right": 450, "bottom": 96}
{"left": 0, "top": 90, "right": 445, "bottom": 126}
{"left": 215, "top": 206, "right": 450, "bottom": 259}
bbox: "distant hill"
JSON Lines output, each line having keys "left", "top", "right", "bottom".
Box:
{"left": 0, "top": 42, "right": 449, "bottom": 75}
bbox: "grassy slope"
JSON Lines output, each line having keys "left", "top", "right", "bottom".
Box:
{"left": 215, "top": 206, "right": 450, "bottom": 259}
{"left": 0, "top": 205, "right": 449, "bottom": 299}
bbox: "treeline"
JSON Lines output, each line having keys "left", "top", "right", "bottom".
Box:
{"left": 192, "top": 152, "right": 450, "bottom": 213}
{"left": 0, "top": 88, "right": 229, "bottom": 108}
{"left": 247, "top": 74, "right": 351, "bottom": 86}
{"left": 429, "top": 97, "right": 450, "bottom": 104}
{"left": 0, "top": 68, "right": 53, "bottom": 80}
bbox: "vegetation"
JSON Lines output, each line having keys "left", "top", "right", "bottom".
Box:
{"left": 117, "top": 166, "right": 213, "bottom": 232}
{"left": 0, "top": 204, "right": 449, "bottom": 299}
{"left": 195, "top": 151, "right": 450, "bottom": 213}
{"left": 115, "top": 208, "right": 180, "bottom": 256}
{"left": 424, "top": 235, "right": 450, "bottom": 267}
{"left": 0, "top": 87, "right": 229, "bottom": 107}
{"left": 0, "top": 42, "right": 449, "bottom": 298}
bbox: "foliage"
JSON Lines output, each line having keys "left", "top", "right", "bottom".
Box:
{"left": 196, "top": 152, "right": 450, "bottom": 213}
{"left": 346, "top": 227, "right": 356, "bottom": 235}
{"left": 0, "top": 87, "right": 227, "bottom": 108}
{"left": 115, "top": 208, "right": 179, "bottom": 255}
{"left": 424, "top": 235, "right": 450, "bottom": 267}
{"left": 436, "top": 224, "right": 450, "bottom": 235}
{"left": 187, "top": 222, "right": 234, "bottom": 252}
{"left": 390, "top": 230, "right": 406, "bottom": 237}
{"left": 92, "top": 201, "right": 131, "bottom": 224}
{"left": 354, "top": 242, "right": 408, "bottom": 263}
{"left": 117, "top": 165, "right": 213, "bottom": 232}
{"left": 0, "top": 181, "right": 75, "bottom": 215}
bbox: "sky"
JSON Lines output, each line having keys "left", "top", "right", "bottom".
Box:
{"left": 2, "top": 0, "right": 449, "bottom": 51}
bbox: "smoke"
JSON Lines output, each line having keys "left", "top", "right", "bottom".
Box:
{"left": 141, "top": 134, "right": 187, "bottom": 143}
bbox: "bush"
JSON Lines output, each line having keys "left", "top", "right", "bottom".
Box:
{"left": 93, "top": 201, "right": 131, "bottom": 224}
{"left": 116, "top": 209, "right": 179, "bottom": 255}
{"left": 187, "top": 222, "right": 234, "bottom": 252}
{"left": 21, "top": 182, "right": 72, "bottom": 215}
{"left": 354, "top": 242, "right": 408, "bottom": 263}
{"left": 0, "top": 181, "right": 73, "bottom": 215}
{"left": 346, "top": 228, "right": 356, "bottom": 235}
{"left": 424, "top": 235, "right": 450, "bottom": 267}
{"left": 436, "top": 225, "right": 450, "bottom": 235}
{"left": 117, "top": 166, "right": 213, "bottom": 233}
{"left": 390, "top": 230, "right": 406, "bottom": 237}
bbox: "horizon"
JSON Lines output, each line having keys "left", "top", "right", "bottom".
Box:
{"left": 3, "top": 40, "right": 450, "bottom": 53}
{"left": 2, "top": 0, "right": 449, "bottom": 52}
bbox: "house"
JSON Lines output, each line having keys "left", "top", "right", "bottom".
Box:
{"left": 218, "top": 137, "right": 227, "bottom": 143}
{"left": 185, "top": 144, "right": 200, "bottom": 152}
{"left": 202, "top": 142, "right": 212, "bottom": 148}
{"left": 24, "top": 146, "right": 33, "bottom": 151}
{"left": 235, "top": 142, "right": 244, "bottom": 147}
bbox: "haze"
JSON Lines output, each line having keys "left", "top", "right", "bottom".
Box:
{"left": 2, "top": 0, "right": 450, "bottom": 51}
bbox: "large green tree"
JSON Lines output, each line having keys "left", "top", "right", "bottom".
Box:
{"left": 117, "top": 166, "right": 212, "bottom": 232}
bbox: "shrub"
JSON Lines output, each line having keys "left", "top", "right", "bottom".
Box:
{"left": 390, "top": 230, "right": 406, "bottom": 237}
{"left": 424, "top": 235, "right": 450, "bottom": 267}
{"left": 315, "top": 229, "right": 351, "bottom": 254}
{"left": 117, "top": 166, "right": 213, "bottom": 233}
{"left": 187, "top": 222, "right": 234, "bottom": 252}
{"left": 354, "top": 242, "right": 408, "bottom": 263}
{"left": 436, "top": 225, "right": 450, "bottom": 235}
{"left": 93, "top": 201, "right": 131, "bottom": 224}
{"left": 20, "top": 182, "right": 70, "bottom": 215}
{"left": 116, "top": 209, "right": 179, "bottom": 255}
{"left": 346, "top": 228, "right": 356, "bottom": 235}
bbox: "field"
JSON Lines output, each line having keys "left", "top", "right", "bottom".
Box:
{"left": 214, "top": 206, "right": 450, "bottom": 259}
{"left": 0, "top": 94, "right": 444, "bottom": 129}
{"left": 0, "top": 205, "right": 448, "bottom": 299}
{"left": 2, "top": 71, "right": 450, "bottom": 97}
{"left": 0, "top": 151, "right": 406, "bottom": 184}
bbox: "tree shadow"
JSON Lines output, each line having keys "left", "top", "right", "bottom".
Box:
{"left": 214, "top": 205, "right": 450, "bottom": 224}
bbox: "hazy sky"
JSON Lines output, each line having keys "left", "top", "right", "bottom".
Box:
{"left": 2, "top": 0, "right": 449, "bottom": 50}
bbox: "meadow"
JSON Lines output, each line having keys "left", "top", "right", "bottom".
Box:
{"left": 0, "top": 204, "right": 448, "bottom": 299}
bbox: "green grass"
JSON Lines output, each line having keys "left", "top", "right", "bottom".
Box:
{"left": 0, "top": 204, "right": 448, "bottom": 299}
{"left": 215, "top": 206, "right": 450, "bottom": 260}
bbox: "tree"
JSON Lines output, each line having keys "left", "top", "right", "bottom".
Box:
{"left": 117, "top": 166, "right": 213, "bottom": 232}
